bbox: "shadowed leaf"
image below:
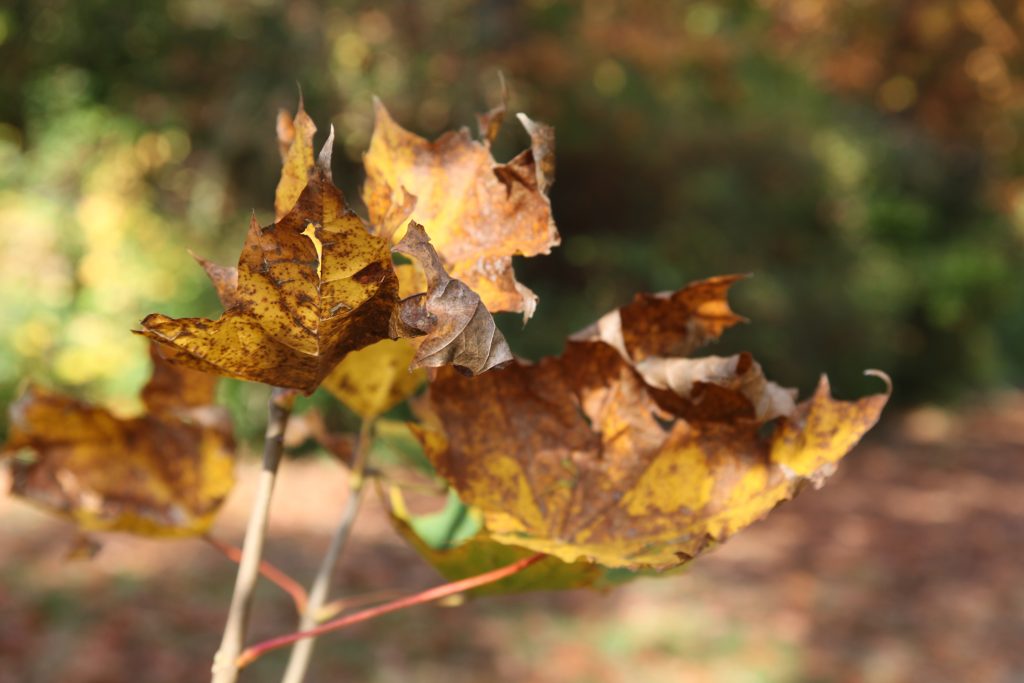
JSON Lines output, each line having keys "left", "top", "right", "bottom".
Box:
{"left": 1, "top": 344, "right": 235, "bottom": 537}
{"left": 364, "top": 99, "right": 560, "bottom": 320}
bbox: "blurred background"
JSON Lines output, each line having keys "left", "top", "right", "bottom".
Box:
{"left": 1, "top": 1, "right": 1022, "bottom": 682}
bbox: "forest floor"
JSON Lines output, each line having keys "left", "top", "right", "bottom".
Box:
{"left": 2, "top": 392, "right": 1022, "bottom": 683}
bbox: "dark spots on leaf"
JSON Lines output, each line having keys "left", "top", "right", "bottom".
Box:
{"left": 353, "top": 261, "right": 385, "bottom": 284}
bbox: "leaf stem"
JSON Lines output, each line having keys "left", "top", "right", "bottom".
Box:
{"left": 238, "top": 553, "right": 546, "bottom": 670}
{"left": 280, "top": 417, "right": 375, "bottom": 683}
{"left": 211, "top": 387, "right": 296, "bottom": 683}
{"left": 203, "top": 534, "right": 308, "bottom": 614}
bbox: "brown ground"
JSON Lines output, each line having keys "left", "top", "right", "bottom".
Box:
{"left": 2, "top": 394, "right": 1022, "bottom": 683}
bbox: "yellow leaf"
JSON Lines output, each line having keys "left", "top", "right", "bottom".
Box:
{"left": 322, "top": 338, "right": 425, "bottom": 418}
{"left": 1, "top": 343, "right": 235, "bottom": 537}
{"left": 138, "top": 135, "right": 400, "bottom": 394}
{"left": 275, "top": 101, "right": 318, "bottom": 221}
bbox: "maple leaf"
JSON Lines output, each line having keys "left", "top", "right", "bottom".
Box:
{"left": 413, "top": 277, "right": 891, "bottom": 569}
{"left": 138, "top": 135, "right": 400, "bottom": 394}
{"left": 1, "top": 343, "right": 235, "bottom": 537}
{"left": 363, "top": 99, "right": 560, "bottom": 320}
{"left": 391, "top": 221, "right": 513, "bottom": 375}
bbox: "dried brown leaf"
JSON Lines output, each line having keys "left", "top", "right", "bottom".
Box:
{"left": 392, "top": 222, "right": 512, "bottom": 375}
{"left": 572, "top": 274, "right": 748, "bottom": 362}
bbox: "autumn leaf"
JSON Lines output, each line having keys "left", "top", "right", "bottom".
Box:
{"left": 391, "top": 222, "right": 513, "bottom": 375}
{"left": 321, "top": 338, "right": 426, "bottom": 418}
{"left": 1, "top": 343, "right": 235, "bottom": 537}
{"left": 275, "top": 100, "right": 318, "bottom": 221}
{"left": 139, "top": 135, "right": 400, "bottom": 394}
{"left": 387, "top": 487, "right": 601, "bottom": 595}
{"left": 414, "top": 278, "right": 891, "bottom": 569}
{"left": 571, "top": 274, "right": 748, "bottom": 362}
{"left": 363, "top": 98, "right": 560, "bottom": 320}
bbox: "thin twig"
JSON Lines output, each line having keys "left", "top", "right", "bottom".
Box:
{"left": 238, "top": 553, "right": 546, "bottom": 669}
{"left": 203, "top": 535, "right": 308, "bottom": 614}
{"left": 315, "top": 589, "right": 402, "bottom": 623}
{"left": 280, "top": 417, "right": 375, "bottom": 683}
{"left": 211, "top": 387, "right": 296, "bottom": 683}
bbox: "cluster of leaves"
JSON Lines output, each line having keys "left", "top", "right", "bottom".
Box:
{"left": 2, "top": 95, "right": 888, "bottom": 592}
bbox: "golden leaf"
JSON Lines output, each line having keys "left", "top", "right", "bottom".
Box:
{"left": 275, "top": 100, "right": 318, "bottom": 221}
{"left": 1, "top": 343, "right": 235, "bottom": 537}
{"left": 139, "top": 135, "right": 400, "bottom": 394}
{"left": 321, "top": 338, "right": 426, "bottom": 418}
{"left": 364, "top": 99, "right": 560, "bottom": 320}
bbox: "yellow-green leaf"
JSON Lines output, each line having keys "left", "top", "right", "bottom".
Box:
{"left": 388, "top": 488, "right": 601, "bottom": 594}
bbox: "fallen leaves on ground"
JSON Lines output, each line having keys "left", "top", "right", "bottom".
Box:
{"left": 363, "top": 99, "right": 560, "bottom": 320}
{"left": 415, "top": 276, "right": 890, "bottom": 569}
{"left": 0, "top": 343, "right": 235, "bottom": 537}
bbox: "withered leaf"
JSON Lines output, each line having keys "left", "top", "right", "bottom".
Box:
{"left": 139, "top": 136, "right": 400, "bottom": 394}
{"left": 364, "top": 99, "right": 560, "bottom": 320}
{"left": 1, "top": 343, "right": 235, "bottom": 537}
{"left": 392, "top": 222, "right": 512, "bottom": 375}
{"left": 638, "top": 352, "right": 797, "bottom": 423}
{"left": 416, "top": 291, "right": 890, "bottom": 568}
{"left": 572, "top": 274, "right": 748, "bottom": 363}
